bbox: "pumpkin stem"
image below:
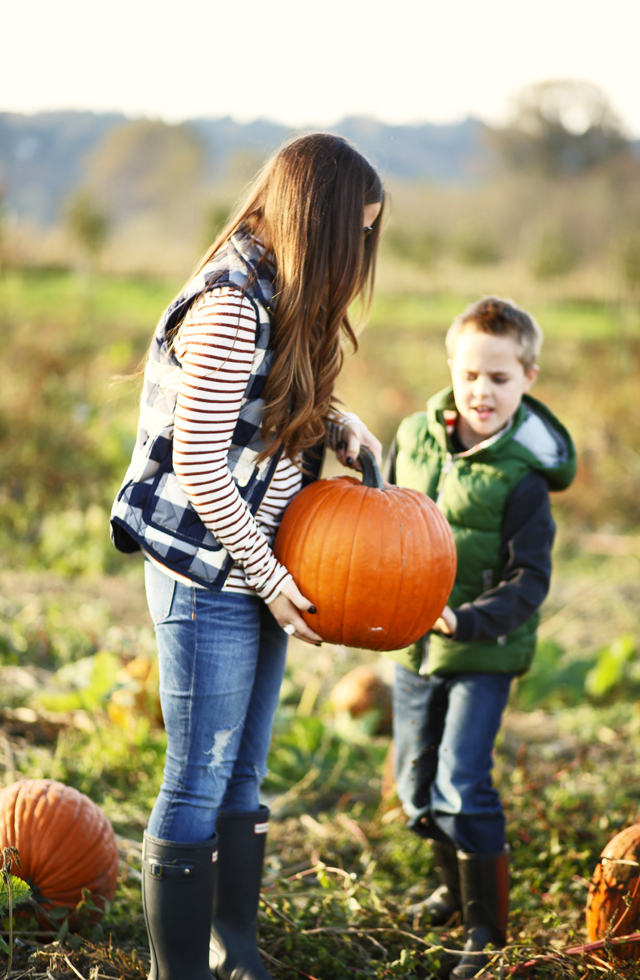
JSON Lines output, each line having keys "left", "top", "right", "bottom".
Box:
{"left": 357, "top": 447, "right": 385, "bottom": 490}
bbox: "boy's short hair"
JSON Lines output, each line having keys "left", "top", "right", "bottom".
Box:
{"left": 445, "top": 296, "right": 542, "bottom": 371}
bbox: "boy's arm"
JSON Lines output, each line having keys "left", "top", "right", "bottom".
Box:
{"left": 449, "top": 471, "right": 555, "bottom": 642}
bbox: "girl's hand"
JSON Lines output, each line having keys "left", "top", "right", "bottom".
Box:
{"left": 434, "top": 606, "right": 457, "bottom": 637}
{"left": 269, "top": 577, "right": 323, "bottom": 646}
{"left": 335, "top": 419, "right": 383, "bottom": 470}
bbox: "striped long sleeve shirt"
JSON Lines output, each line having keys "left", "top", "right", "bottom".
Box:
{"left": 148, "top": 286, "right": 355, "bottom": 602}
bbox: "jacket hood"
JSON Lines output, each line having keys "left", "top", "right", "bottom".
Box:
{"left": 427, "top": 386, "right": 577, "bottom": 492}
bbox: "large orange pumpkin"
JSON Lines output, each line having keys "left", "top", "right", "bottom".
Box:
{"left": 586, "top": 824, "right": 640, "bottom": 959}
{"left": 274, "top": 448, "right": 456, "bottom": 651}
{"left": 0, "top": 779, "right": 119, "bottom": 925}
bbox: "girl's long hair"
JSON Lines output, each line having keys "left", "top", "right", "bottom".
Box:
{"left": 188, "top": 133, "right": 384, "bottom": 461}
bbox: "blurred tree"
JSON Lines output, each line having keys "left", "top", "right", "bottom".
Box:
{"left": 529, "top": 226, "right": 579, "bottom": 280}
{"left": 0, "top": 182, "right": 4, "bottom": 272}
{"left": 202, "top": 199, "right": 233, "bottom": 249}
{"left": 227, "top": 148, "right": 266, "bottom": 183}
{"left": 618, "top": 232, "right": 640, "bottom": 294}
{"left": 453, "top": 226, "right": 501, "bottom": 266}
{"left": 85, "top": 120, "right": 206, "bottom": 232}
{"left": 65, "top": 190, "right": 109, "bottom": 265}
{"left": 384, "top": 226, "right": 442, "bottom": 268}
{"left": 489, "top": 80, "right": 630, "bottom": 176}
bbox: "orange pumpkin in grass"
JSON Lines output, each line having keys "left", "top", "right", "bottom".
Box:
{"left": 274, "top": 448, "right": 456, "bottom": 651}
{"left": 330, "top": 665, "right": 393, "bottom": 734}
{"left": 0, "top": 779, "right": 119, "bottom": 926}
{"left": 586, "top": 824, "right": 640, "bottom": 959}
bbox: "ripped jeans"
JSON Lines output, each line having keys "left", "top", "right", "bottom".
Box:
{"left": 145, "top": 560, "right": 288, "bottom": 843}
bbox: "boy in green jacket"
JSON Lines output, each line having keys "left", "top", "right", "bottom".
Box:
{"left": 386, "top": 297, "right": 576, "bottom": 978}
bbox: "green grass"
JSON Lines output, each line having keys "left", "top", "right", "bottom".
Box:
{"left": 3, "top": 267, "right": 640, "bottom": 571}
{"left": 2, "top": 268, "right": 640, "bottom": 977}
{"left": 0, "top": 269, "right": 179, "bottom": 329}
{"left": 368, "top": 291, "right": 640, "bottom": 340}
{"left": 3, "top": 269, "right": 638, "bottom": 342}
{"left": 3, "top": 584, "right": 640, "bottom": 978}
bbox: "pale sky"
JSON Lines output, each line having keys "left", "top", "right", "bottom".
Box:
{"left": 3, "top": 0, "right": 640, "bottom": 135}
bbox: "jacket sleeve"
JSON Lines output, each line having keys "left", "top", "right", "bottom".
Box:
{"left": 451, "top": 471, "right": 555, "bottom": 642}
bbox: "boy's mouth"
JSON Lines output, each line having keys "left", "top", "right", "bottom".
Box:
{"left": 472, "top": 405, "right": 494, "bottom": 421}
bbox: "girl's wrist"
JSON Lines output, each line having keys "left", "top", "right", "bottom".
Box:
{"left": 260, "top": 570, "right": 293, "bottom": 605}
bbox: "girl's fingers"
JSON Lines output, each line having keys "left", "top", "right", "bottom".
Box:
{"left": 344, "top": 432, "right": 362, "bottom": 469}
{"left": 287, "top": 610, "right": 323, "bottom": 644}
{"left": 279, "top": 576, "right": 316, "bottom": 614}
{"left": 269, "top": 589, "right": 322, "bottom": 645}
{"left": 338, "top": 423, "right": 382, "bottom": 470}
{"left": 269, "top": 578, "right": 323, "bottom": 642}
{"left": 358, "top": 431, "right": 383, "bottom": 468}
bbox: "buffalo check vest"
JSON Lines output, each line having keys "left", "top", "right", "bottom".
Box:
{"left": 110, "top": 229, "right": 298, "bottom": 590}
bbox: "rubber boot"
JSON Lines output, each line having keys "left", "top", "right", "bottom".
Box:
{"left": 408, "top": 840, "right": 461, "bottom": 925}
{"left": 450, "top": 848, "right": 509, "bottom": 979}
{"left": 142, "top": 830, "right": 218, "bottom": 980}
{"left": 210, "top": 806, "right": 273, "bottom": 980}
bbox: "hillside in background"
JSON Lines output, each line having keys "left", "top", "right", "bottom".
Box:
{"left": 0, "top": 111, "right": 125, "bottom": 223}
{"left": 0, "top": 110, "right": 489, "bottom": 225}
{"left": 191, "top": 114, "right": 491, "bottom": 183}
{"left": 2, "top": 89, "right": 640, "bottom": 291}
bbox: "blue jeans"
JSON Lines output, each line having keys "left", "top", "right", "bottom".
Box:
{"left": 145, "top": 561, "right": 288, "bottom": 843}
{"left": 393, "top": 664, "right": 513, "bottom": 853}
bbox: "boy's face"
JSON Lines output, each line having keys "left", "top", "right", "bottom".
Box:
{"left": 449, "top": 325, "right": 538, "bottom": 449}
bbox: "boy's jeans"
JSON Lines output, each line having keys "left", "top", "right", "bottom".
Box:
{"left": 393, "top": 664, "right": 513, "bottom": 854}
{"left": 145, "top": 560, "right": 288, "bottom": 843}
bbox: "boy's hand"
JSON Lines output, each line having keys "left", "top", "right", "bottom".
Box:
{"left": 434, "top": 606, "right": 457, "bottom": 637}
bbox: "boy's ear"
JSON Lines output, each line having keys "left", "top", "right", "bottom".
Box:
{"left": 524, "top": 364, "right": 539, "bottom": 390}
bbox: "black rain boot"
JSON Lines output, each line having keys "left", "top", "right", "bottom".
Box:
{"left": 210, "top": 806, "right": 273, "bottom": 980}
{"left": 409, "top": 840, "right": 461, "bottom": 925}
{"left": 142, "top": 830, "right": 218, "bottom": 980}
{"left": 450, "top": 848, "right": 509, "bottom": 979}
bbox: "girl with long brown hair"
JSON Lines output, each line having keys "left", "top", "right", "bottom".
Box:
{"left": 111, "top": 133, "right": 384, "bottom": 980}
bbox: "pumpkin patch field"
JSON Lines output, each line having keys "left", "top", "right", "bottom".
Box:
{"left": 3, "top": 271, "right": 640, "bottom": 979}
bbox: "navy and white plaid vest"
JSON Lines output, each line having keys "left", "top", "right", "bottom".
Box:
{"left": 110, "top": 229, "right": 291, "bottom": 590}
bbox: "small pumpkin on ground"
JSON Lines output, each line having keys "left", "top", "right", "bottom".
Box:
{"left": 329, "top": 665, "right": 392, "bottom": 735}
{"left": 274, "top": 448, "right": 456, "bottom": 651}
{"left": 0, "top": 779, "right": 119, "bottom": 926}
{"left": 586, "top": 824, "right": 640, "bottom": 959}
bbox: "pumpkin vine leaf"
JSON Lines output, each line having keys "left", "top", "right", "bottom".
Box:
{"left": 0, "top": 873, "right": 32, "bottom": 913}
{"left": 1, "top": 846, "right": 21, "bottom": 980}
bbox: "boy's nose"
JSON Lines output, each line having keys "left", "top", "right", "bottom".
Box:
{"left": 472, "top": 375, "right": 491, "bottom": 397}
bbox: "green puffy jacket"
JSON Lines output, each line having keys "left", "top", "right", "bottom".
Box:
{"left": 390, "top": 387, "right": 576, "bottom": 676}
